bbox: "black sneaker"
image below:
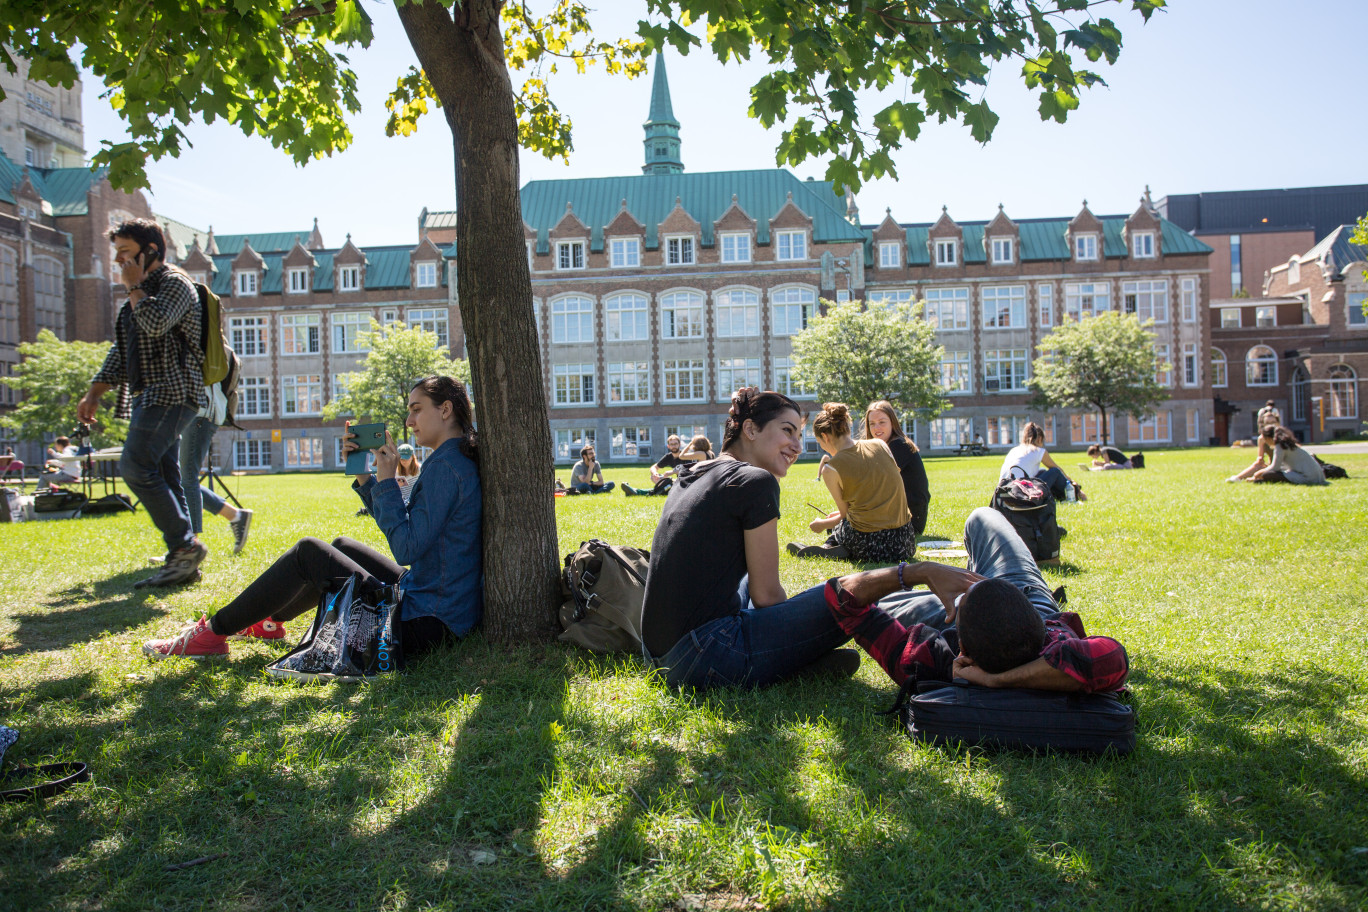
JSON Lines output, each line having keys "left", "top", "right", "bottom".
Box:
{"left": 622, "top": 484, "right": 638, "bottom": 496}
{"left": 787, "top": 542, "right": 851, "bottom": 559}
{"left": 229, "top": 509, "right": 253, "bottom": 554}
{"left": 134, "top": 539, "right": 208, "bottom": 588}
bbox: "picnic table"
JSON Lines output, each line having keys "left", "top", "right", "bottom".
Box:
{"left": 953, "top": 442, "right": 989, "bottom": 456}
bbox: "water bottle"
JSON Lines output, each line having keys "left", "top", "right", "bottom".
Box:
{"left": 1065, "top": 482, "right": 1077, "bottom": 503}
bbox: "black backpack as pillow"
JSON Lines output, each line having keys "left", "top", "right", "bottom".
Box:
{"left": 991, "top": 470, "right": 1061, "bottom": 562}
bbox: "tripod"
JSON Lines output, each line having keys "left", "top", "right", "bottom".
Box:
{"left": 200, "top": 439, "right": 243, "bottom": 510}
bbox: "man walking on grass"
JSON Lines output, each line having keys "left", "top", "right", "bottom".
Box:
{"left": 78, "top": 219, "right": 208, "bottom": 588}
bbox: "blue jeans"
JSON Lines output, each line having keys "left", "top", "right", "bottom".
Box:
{"left": 1036, "top": 465, "right": 1071, "bottom": 501}
{"left": 121, "top": 401, "right": 197, "bottom": 552}
{"left": 178, "top": 415, "right": 225, "bottom": 534}
{"left": 655, "top": 577, "right": 850, "bottom": 689}
{"left": 873, "top": 506, "right": 1060, "bottom": 630}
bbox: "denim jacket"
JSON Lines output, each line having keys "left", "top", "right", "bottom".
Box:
{"left": 354, "top": 437, "right": 483, "bottom": 635}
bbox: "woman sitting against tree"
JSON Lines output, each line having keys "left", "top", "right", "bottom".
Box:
{"left": 863, "top": 400, "right": 931, "bottom": 536}
{"left": 788, "top": 402, "right": 914, "bottom": 562}
{"left": 143, "top": 376, "right": 483, "bottom": 659}
{"left": 640, "top": 388, "right": 860, "bottom": 689}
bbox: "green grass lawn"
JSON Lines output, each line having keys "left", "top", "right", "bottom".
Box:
{"left": 2, "top": 448, "right": 1366, "bottom": 911}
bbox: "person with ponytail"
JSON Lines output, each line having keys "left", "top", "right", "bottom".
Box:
{"left": 143, "top": 376, "right": 483, "bottom": 660}
{"left": 863, "top": 400, "right": 931, "bottom": 535}
{"left": 787, "top": 402, "right": 915, "bottom": 562}
{"left": 640, "top": 387, "right": 861, "bottom": 689}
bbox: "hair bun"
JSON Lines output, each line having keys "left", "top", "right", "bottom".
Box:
{"left": 824, "top": 402, "right": 849, "bottom": 421}
{"left": 729, "top": 386, "right": 758, "bottom": 421}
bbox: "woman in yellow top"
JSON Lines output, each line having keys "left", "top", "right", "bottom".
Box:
{"left": 787, "top": 402, "right": 914, "bottom": 562}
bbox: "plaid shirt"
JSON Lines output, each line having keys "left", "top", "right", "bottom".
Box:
{"left": 93, "top": 266, "right": 204, "bottom": 415}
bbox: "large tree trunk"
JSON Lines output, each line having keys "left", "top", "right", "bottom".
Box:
{"left": 397, "top": 0, "right": 561, "bottom": 645}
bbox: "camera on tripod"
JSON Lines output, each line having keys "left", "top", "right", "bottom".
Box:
{"left": 70, "top": 423, "right": 93, "bottom": 453}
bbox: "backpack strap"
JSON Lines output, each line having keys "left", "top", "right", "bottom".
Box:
{"left": 0, "top": 762, "right": 90, "bottom": 803}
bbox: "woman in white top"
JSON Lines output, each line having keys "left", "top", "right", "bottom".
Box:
{"left": 999, "top": 421, "right": 1084, "bottom": 501}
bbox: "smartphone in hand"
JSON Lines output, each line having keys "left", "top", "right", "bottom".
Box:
{"left": 344, "top": 422, "right": 386, "bottom": 475}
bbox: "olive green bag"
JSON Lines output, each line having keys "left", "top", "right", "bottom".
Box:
{"left": 558, "top": 539, "right": 647, "bottom": 654}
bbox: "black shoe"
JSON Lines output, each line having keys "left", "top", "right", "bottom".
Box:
{"left": 622, "top": 484, "right": 638, "bottom": 496}
{"left": 796, "top": 648, "right": 861, "bottom": 680}
{"left": 787, "top": 542, "right": 851, "bottom": 559}
{"left": 134, "top": 539, "right": 207, "bottom": 588}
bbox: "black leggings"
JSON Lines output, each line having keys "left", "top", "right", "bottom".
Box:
{"left": 208, "top": 536, "right": 454, "bottom": 658}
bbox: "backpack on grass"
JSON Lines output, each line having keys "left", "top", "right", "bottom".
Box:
{"left": 558, "top": 539, "right": 648, "bottom": 654}
{"left": 1314, "top": 455, "right": 1348, "bottom": 479}
{"left": 990, "top": 469, "right": 1061, "bottom": 562}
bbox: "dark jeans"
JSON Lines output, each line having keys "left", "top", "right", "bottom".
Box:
{"left": 179, "top": 414, "right": 225, "bottom": 534}
{"left": 121, "top": 401, "right": 197, "bottom": 552}
{"left": 574, "top": 481, "right": 615, "bottom": 494}
{"left": 208, "top": 536, "right": 453, "bottom": 658}
{"left": 1036, "top": 465, "right": 1071, "bottom": 501}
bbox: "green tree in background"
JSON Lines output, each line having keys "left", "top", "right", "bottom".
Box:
{"left": 0, "top": 330, "right": 127, "bottom": 447}
{"left": 1352, "top": 214, "right": 1368, "bottom": 321}
{"left": 790, "top": 301, "right": 946, "bottom": 419}
{"left": 0, "top": 0, "right": 1167, "bottom": 644}
{"left": 322, "top": 321, "right": 470, "bottom": 440}
{"left": 1029, "top": 311, "right": 1168, "bottom": 446}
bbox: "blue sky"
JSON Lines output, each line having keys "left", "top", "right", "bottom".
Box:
{"left": 80, "top": 0, "right": 1368, "bottom": 247}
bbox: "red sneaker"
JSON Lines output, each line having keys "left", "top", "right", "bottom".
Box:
{"left": 142, "top": 616, "right": 228, "bottom": 660}
{"left": 231, "top": 619, "right": 287, "bottom": 641}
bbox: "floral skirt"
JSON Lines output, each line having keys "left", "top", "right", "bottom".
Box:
{"left": 830, "top": 518, "right": 916, "bottom": 563}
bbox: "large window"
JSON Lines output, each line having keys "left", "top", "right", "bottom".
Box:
{"left": 929, "top": 417, "right": 975, "bottom": 449}
{"left": 1127, "top": 412, "right": 1171, "bottom": 444}
{"left": 666, "top": 235, "right": 696, "bottom": 266}
{"left": 1, "top": 248, "right": 18, "bottom": 348}
{"left": 32, "top": 256, "right": 64, "bottom": 334}
{"left": 1291, "top": 367, "right": 1310, "bottom": 423}
{"left": 1328, "top": 364, "right": 1358, "bottom": 418}
{"left": 982, "top": 285, "right": 1026, "bottom": 329}
{"left": 867, "top": 288, "right": 915, "bottom": 307}
{"left": 772, "top": 357, "right": 809, "bottom": 398}
{"left": 606, "top": 361, "right": 651, "bottom": 405}
{"left": 720, "top": 233, "right": 751, "bottom": 264}
{"left": 238, "top": 377, "right": 270, "bottom": 417}
{"left": 1186, "top": 408, "right": 1202, "bottom": 444}
{"left": 771, "top": 286, "right": 817, "bottom": 336}
{"left": 715, "top": 288, "right": 759, "bottom": 337}
{"left": 285, "top": 438, "right": 324, "bottom": 469}
{"left": 332, "top": 312, "right": 371, "bottom": 353}
{"left": 554, "top": 428, "right": 595, "bottom": 461}
{"left": 939, "top": 350, "right": 972, "bottom": 394}
{"left": 718, "top": 357, "right": 761, "bottom": 398}
{"left": 1037, "top": 284, "right": 1054, "bottom": 327}
{"left": 983, "top": 349, "right": 1028, "bottom": 392}
{"left": 1183, "top": 343, "right": 1199, "bottom": 387}
{"left": 775, "top": 230, "right": 807, "bottom": 261}
{"left": 556, "top": 240, "right": 585, "bottom": 271}
{"left": 982, "top": 416, "right": 1027, "bottom": 447}
{"left": 406, "top": 308, "right": 448, "bottom": 347}
{"left": 1348, "top": 292, "right": 1367, "bottom": 327}
{"left": 923, "top": 287, "right": 970, "bottom": 330}
{"left": 662, "top": 359, "right": 706, "bottom": 402}
{"left": 552, "top": 363, "right": 595, "bottom": 406}
{"left": 1069, "top": 413, "right": 1101, "bottom": 445}
{"left": 660, "top": 291, "right": 705, "bottom": 339}
{"left": 1065, "top": 282, "right": 1110, "bottom": 320}
{"left": 331, "top": 373, "right": 353, "bottom": 412}
{"left": 281, "top": 374, "right": 323, "bottom": 416}
{"left": 1181, "top": 277, "right": 1198, "bottom": 323}
{"left": 1123, "top": 280, "right": 1168, "bottom": 323}
{"left": 233, "top": 439, "right": 270, "bottom": 470}
{"left": 609, "top": 427, "right": 652, "bottom": 459}
{"left": 1211, "top": 349, "right": 1228, "bottom": 388}
{"left": 1246, "top": 346, "right": 1277, "bottom": 387}
{"left": 280, "top": 314, "right": 320, "bottom": 355}
{"left": 552, "top": 296, "right": 594, "bottom": 344}
{"left": 609, "top": 238, "right": 640, "bottom": 268}
{"left": 604, "top": 293, "right": 648, "bottom": 342}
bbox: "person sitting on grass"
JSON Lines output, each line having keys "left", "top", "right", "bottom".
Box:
{"left": 1250, "top": 425, "right": 1326, "bottom": 485}
{"left": 820, "top": 506, "right": 1129, "bottom": 694}
{"left": 1000, "top": 421, "right": 1084, "bottom": 501}
{"left": 143, "top": 376, "right": 483, "bottom": 660}
{"left": 640, "top": 387, "right": 861, "bottom": 689}
{"left": 622, "top": 434, "right": 706, "bottom": 496}
{"left": 568, "top": 444, "right": 614, "bottom": 494}
{"left": 394, "top": 442, "right": 422, "bottom": 505}
{"left": 789, "top": 402, "right": 914, "bottom": 562}
{"left": 864, "top": 400, "right": 931, "bottom": 536}
{"left": 1086, "top": 444, "right": 1132, "bottom": 470}
{"left": 1226, "top": 431, "right": 1273, "bottom": 482}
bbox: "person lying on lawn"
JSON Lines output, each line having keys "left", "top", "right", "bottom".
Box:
{"left": 143, "top": 375, "right": 482, "bottom": 660}
{"left": 821, "top": 506, "right": 1129, "bottom": 693}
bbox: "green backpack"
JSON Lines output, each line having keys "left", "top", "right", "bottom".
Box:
{"left": 196, "top": 283, "right": 229, "bottom": 386}
{"left": 558, "top": 539, "right": 648, "bottom": 654}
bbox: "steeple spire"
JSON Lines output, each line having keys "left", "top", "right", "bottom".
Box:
{"left": 642, "top": 52, "right": 683, "bottom": 175}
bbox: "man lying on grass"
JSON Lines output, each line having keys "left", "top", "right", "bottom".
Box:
{"left": 824, "top": 507, "right": 1129, "bottom": 693}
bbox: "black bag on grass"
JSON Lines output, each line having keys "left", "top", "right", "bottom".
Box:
{"left": 1314, "top": 455, "right": 1348, "bottom": 479}
{"left": 266, "top": 573, "right": 402, "bottom": 682}
{"left": 898, "top": 680, "right": 1135, "bottom": 755}
{"left": 990, "top": 470, "right": 1061, "bottom": 562}
{"left": 558, "top": 539, "right": 647, "bottom": 654}
{"left": 79, "top": 493, "right": 136, "bottom": 516}
{"left": 1129, "top": 452, "right": 1145, "bottom": 469}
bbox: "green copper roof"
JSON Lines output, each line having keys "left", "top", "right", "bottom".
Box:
{"left": 521, "top": 169, "right": 865, "bottom": 252}
{"left": 646, "top": 52, "right": 678, "bottom": 127}
{"left": 877, "top": 214, "right": 1213, "bottom": 265}
{"left": 213, "top": 231, "right": 314, "bottom": 255}
{"left": 208, "top": 245, "right": 445, "bottom": 295}
{"left": 0, "top": 150, "right": 104, "bottom": 215}
{"left": 642, "top": 52, "right": 683, "bottom": 175}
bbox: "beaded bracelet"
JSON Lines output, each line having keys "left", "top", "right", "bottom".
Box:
{"left": 897, "top": 561, "right": 912, "bottom": 591}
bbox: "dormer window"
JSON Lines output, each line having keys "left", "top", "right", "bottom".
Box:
{"left": 720, "top": 232, "right": 751, "bottom": 264}
{"left": 1074, "top": 234, "right": 1098, "bottom": 262}
{"left": 879, "top": 242, "right": 900, "bottom": 269}
{"left": 339, "top": 265, "right": 360, "bottom": 291}
{"left": 991, "top": 237, "right": 1014, "bottom": 265}
{"left": 775, "top": 230, "right": 807, "bottom": 261}
{"left": 609, "top": 237, "right": 640, "bottom": 268}
{"left": 187, "top": 272, "right": 208, "bottom": 287}
{"left": 415, "top": 261, "right": 437, "bottom": 288}
{"left": 934, "top": 238, "right": 958, "bottom": 266}
{"left": 1131, "top": 231, "right": 1155, "bottom": 258}
{"left": 666, "top": 235, "right": 695, "bottom": 266}
{"left": 287, "top": 267, "right": 309, "bottom": 294}
{"left": 236, "top": 271, "right": 258, "bottom": 296}
{"left": 556, "top": 240, "right": 586, "bottom": 270}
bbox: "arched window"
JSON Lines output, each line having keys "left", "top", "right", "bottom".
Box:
{"left": 1210, "top": 348, "right": 1228, "bottom": 388}
{"left": 659, "top": 290, "right": 705, "bottom": 339}
{"left": 1291, "top": 367, "right": 1309, "bottom": 422}
{"left": 771, "top": 285, "right": 817, "bottom": 336}
{"left": 1245, "top": 345, "right": 1277, "bottom": 387}
{"left": 551, "top": 294, "right": 594, "bottom": 344}
{"left": 1328, "top": 364, "right": 1358, "bottom": 418}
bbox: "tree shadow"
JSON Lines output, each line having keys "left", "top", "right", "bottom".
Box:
{"left": 1, "top": 570, "right": 165, "bottom": 657}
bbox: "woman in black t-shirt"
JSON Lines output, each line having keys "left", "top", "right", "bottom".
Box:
{"left": 623, "top": 434, "right": 708, "bottom": 496}
{"left": 863, "top": 400, "right": 931, "bottom": 535}
{"left": 639, "top": 388, "right": 858, "bottom": 689}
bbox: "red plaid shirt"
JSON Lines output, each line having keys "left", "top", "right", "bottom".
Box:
{"left": 1038, "top": 613, "right": 1129, "bottom": 693}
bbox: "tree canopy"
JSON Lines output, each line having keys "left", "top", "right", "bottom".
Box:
{"left": 0, "top": 330, "right": 127, "bottom": 447}
{"left": 1029, "top": 311, "right": 1168, "bottom": 445}
{"left": 790, "top": 300, "right": 946, "bottom": 418}
{"left": 321, "top": 321, "right": 470, "bottom": 439}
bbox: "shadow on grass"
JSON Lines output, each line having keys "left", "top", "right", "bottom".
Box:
{"left": 1, "top": 570, "right": 166, "bottom": 657}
